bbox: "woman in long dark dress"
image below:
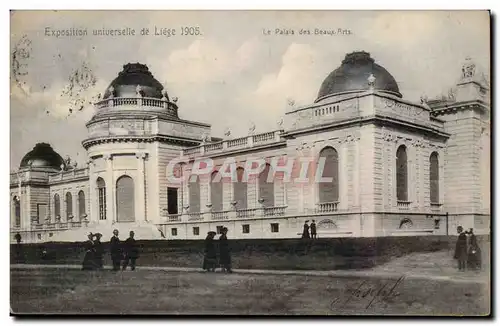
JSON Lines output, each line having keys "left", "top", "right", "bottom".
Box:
{"left": 302, "top": 221, "right": 310, "bottom": 239}
{"left": 203, "top": 231, "right": 217, "bottom": 272}
{"left": 81, "top": 233, "right": 96, "bottom": 270}
{"left": 467, "top": 228, "right": 482, "bottom": 270}
{"left": 219, "top": 227, "right": 232, "bottom": 273}
{"left": 93, "top": 233, "right": 104, "bottom": 269}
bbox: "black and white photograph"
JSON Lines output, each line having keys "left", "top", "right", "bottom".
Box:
{"left": 9, "top": 10, "right": 491, "bottom": 316}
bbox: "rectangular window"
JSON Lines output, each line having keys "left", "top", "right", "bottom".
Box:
{"left": 216, "top": 225, "right": 224, "bottom": 234}
{"left": 98, "top": 188, "right": 107, "bottom": 220}
{"left": 37, "top": 204, "right": 47, "bottom": 225}
{"left": 171, "top": 228, "right": 178, "bottom": 236}
{"left": 242, "top": 224, "right": 250, "bottom": 234}
{"left": 167, "top": 187, "right": 179, "bottom": 214}
{"left": 270, "top": 223, "right": 279, "bottom": 233}
{"left": 37, "top": 234, "right": 42, "bottom": 240}
{"left": 193, "top": 227, "right": 200, "bottom": 236}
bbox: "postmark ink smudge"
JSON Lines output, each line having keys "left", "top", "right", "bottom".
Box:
{"left": 12, "top": 34, "right": 32, "bottom": 95}
{"left": 61, "top": 60, "right": 98, "bottom": 116}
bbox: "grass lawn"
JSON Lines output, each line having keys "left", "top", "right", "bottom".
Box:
{"left": 10, "top": 268, "right": 489, "bottom": 315}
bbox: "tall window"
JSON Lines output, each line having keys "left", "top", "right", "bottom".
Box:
{"left": 188, "top": 174, "right": 201, "bottom": 213}
{"left": 211, "top": 171, "right": 223, "bottom": 211}
{"left": 396, "top": 145, "right": 408, "bottom": 201}
{"left": 318, "top": 147, "right": 339, "bottom": 203}
{"left": 13, "top": 196, "right": 21, "bottom": 227}
{"left": 233, "top": 167, "right": 247, "bottom": 209}
{"left": 78, "top": 190, "right": 86, "bottom": 218}
{"left": 259, "top": 164, "right": 274, "bottom": 207}
{"left": 54, "top": 193, "right": 61, "bottom": 220}
{"left": 97, "top": 177, "right": 107, "bottom": 220}
{"left": 430, "top": 152, "right": 439, "bottom": 204}
{"left": 116, "top": 175, "right": 135, "bottom": 222}
{"left": 65, "top": 192, "right": 73, "bottom": 219}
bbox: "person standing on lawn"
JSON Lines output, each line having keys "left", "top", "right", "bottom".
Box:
{"left": 122, "top": 231, "right": 139, "bottom": 271}
{"left": 302, "top": 221, "right": 310, "bottom": 239}
{"left": 454, "top": 226, "right": 468, "bottom": 272}
{"left": 110, "top": 229, "right": 122, "bottom": 271}
{"left": 203, "top": 231, "right": 217, "bottom": 272}
{"left": 82, "top": 232, "right": 96, "bottom": 270}
{"left": 219, "top": 227, "right": 232, "bottom": 273}
{"left": 310, "top": 220, "right": 317, "bottom": 239}
{"left": 467, "top": 228, "right": 482, "bottom": 270}
{"left": 93, "top": 233, "right": 104, "bottom": 270}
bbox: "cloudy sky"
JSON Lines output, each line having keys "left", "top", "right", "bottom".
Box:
{"left": 10, "top": 10, "right": 490, "bottom": 168}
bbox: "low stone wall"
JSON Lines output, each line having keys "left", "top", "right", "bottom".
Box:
{"left": 10, "top": 235, "right": 490, "bottom": 271}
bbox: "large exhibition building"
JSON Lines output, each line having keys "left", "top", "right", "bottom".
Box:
{"left": 10, "top": 51, "right": 491, "bottom": 243}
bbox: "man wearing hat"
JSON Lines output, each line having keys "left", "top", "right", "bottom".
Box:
{"left": 110, "top": 229, "right": 122, "bottom": 271}
{"left": 219, "top": 227, "right": 232, "bottom": 273}
{"left": 122, "top": 231, "right": 139, "bottom": 271}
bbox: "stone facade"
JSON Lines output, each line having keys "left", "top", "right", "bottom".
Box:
{"left": 10, "top": 54, "right": 490, "bottom": 243}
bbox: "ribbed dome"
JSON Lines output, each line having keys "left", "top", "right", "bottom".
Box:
{"left": 102, "top": 63, "right": 165, "bottom": 100}
{"left": 20, "top": 143, "right": 65, "bottom": 170}
{"left": 316, "top": 51, "right": 401, "bottom": 102}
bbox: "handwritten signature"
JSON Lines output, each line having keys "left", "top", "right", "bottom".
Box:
{"left": 330, "top": 275, "right": 404, "bottom": 310}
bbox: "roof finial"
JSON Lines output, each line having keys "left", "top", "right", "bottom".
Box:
{"left": 367, "top": 73, "right": 376, "bottom": 90}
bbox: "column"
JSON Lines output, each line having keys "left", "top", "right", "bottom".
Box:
{"left": 87, "top": 159, "right": 96, "bottom": 223}
{"left": 103, "top": 154, "right": 114, "bottom": 223}
{"left": 340, "top": 143, "right": 349, "bottom": 210}
{"left": 136, "top": 152, "right": 147, "bottom": 222}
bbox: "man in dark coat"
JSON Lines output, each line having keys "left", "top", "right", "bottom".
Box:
{"left": 203, "top": 231, "right": 217, "bottom": 272}
{"left": 82, "top": 232, "right": 96, "bottom": 270}
{"left": 310, "top": 220, "right": 317, "bottom": 239}
{"left": 122, "top": 231, "right": 139, "bottom": 271}
{"left": 302, "top": 221, "right": 310, "bottom": 239}
{"left": 219, "top": 227, "right": 232, "bottom": 273}
{"left": 110, "top": 229, "right": 122, "bottom": 271}
{"left": 454, "top": 226, "right": 468, "bottom": 271}
{"left": 93, "top": 233, "right": 104, "bottom": 269}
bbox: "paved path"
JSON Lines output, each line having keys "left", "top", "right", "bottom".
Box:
{"left": 10, "top": 263, "right": 488, "bottom": 284}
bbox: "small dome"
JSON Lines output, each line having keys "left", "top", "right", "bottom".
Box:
{"left": 20, "top": 143, "right": 65, "bottom": 170}
{"left": 102, "top": 63, "right": 165, "bottom": 99}
{"left": 316, "top": 51, "right": 401, "bottom": 102}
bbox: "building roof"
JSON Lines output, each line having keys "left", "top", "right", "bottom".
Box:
{"left": 102, "top": 63, "right": 165, "bottom": 100}
{"left": 19, "top": 143, "right": 65, "bottom": 170}
{"left": 315, "top": 51, "right": 402, "bottom": 102}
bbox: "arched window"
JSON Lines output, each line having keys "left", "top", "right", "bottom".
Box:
{"left": 13, "top": 196, "right": 21, "bottom": 227}
{"left": 116, "top": 175, "right": 135, "bottom": 222}
{"left": 318, "top": 147, "right": 339, "bottom": 203}
{"left": 78, "top": 190, "right": 86, "bottom": 218}
{"left": 210, "top": 171, "right": 223, "bottom": 212}
{"left": 233, "top": 167, "right": 247, "bottom": 209}
{"left": 396, "top": 145, "right": 408, "bottom": 201}
{"left": 259, "top": 164, "right": 274, "bottom": 207}
{"left": 97, "top": 177, "right": 107, "bottom": 220}
{"left": 65, "top": 192, "right": 73, "bottom": 219}
{"left": 188, "top": 174, "right": 201, "bottom": 213}
{"left": 54, "top": 193, "right": 61, "bottom": 220}
{"left": 430, "top": 152, "right": 439, "bottom": 204}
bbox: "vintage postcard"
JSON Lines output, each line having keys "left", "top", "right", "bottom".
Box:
{"left": 10, "top": 10, "right": 490, "bottom": 316}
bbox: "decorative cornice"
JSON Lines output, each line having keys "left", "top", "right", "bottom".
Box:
{"left": 82, "top": 134, "right": 201, "bottom": 149}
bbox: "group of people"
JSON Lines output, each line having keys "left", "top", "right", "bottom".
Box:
{"left": 203, "top": 227, "right": 232, "bottom": 273}
{"left": 82, "top": 229, "right": 139, "bottom": 271}
{"left": 301, "top": 220, "right": 317, "bottom": 239}
{"left": 454, "top": 226, "right": 482, "bottom": 271}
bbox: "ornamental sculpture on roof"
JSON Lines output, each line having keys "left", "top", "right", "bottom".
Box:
{"left": 462, "top": 57, "right": 476, "bottom": 79}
